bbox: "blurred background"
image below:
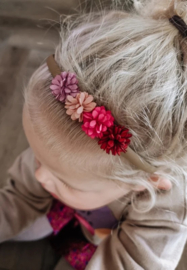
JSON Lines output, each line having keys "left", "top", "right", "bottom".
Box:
{"left": 0, "top": 0, "right": 186, "bottom": 269}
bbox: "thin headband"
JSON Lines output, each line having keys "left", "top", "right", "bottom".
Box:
{"left": 47, "top": 55, "right": 157, "bottom": 174}
{"left": 169, "top": 15, "right": 187, "bottom": 37}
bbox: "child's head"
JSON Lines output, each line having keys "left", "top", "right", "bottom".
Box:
{"left": 23, "top": 0, "right": 187, "bottom": 210}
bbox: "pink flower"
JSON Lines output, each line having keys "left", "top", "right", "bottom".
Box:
{"left": 50, "top": 72, "right": 79, "bottom": 103}
{"left": 82, "top": 106, "right": 114, "bottom": 139}
{"left": 65, "top": 92, "right": 96, "bottom": 122}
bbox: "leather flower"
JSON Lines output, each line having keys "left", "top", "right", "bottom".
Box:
{"left": 82, "top": 106, "right": 114, "bottom": 139}
{"left": 65, "top": 92, "right": 96, "bottom": 122}
{"left": 98, "top": 124, "right": 132, "bottom": 155}
{"left": 50, "top": 72, "right": 79, "bottom": 103}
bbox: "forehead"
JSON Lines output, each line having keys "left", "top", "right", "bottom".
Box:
{"left": 22, "top": 105, "right": 109, "bottom": 191}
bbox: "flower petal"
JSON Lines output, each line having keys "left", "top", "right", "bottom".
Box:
{"left": 66, "top": 95, "right": 75, "bottom": 102}
{"left": 53, "top": 75, "right": 62, "bottom": 82}
{"left": 84, "top": 102, "right": 96, "bottom": 112}
{"left": 98, "top": 114, "right": 105, "bottom": 122}
{"left": 92, "top": 110, "right": 99, "bottom": 119}
{"left": 71, "top": 114, "right": 77, "bottom": 120}
{"left": 84, "top": 122, "right": 90, "bottom": 128}
{"left": 77, "top": 106, "right": 83, "bottom": 114}
{"left": 61, "top": 72, "right": 67, "bottom": 78}
{"left": 69, "top": 105, "right": 77, "bottom": 110}
{"left": 68, "top": 85, "right": 78, "bottom": 90}
{"left": 102, "top": 126, "right": 107, "bottom": 132}
{"left": 64, "top": 88, "right": 71, "bottom": 93}
{"left": 79, "top": 114, "right": 83, "bottom": 122}
{"left": 88, "top": 129, "right": 94, "bottom": 136}
{"left": 50, "top": 85, "right": 60, "bottom": 90}
{"left": 78, "top": 92, "right": 85, "bottom": 105}
{"left": 84, "top": 95, "right": 94, "bottom": 104}
{"left": 66, "top": 109, "right": 74, "bottom": 115}
{"left": 71, "top": 92, "right": 79, "bottom": 97}
{"left": 90, "top": 120, "right": 96, "bottom": 128}
{"left": 71, "top": 77, "right": 78, "bottom": 84}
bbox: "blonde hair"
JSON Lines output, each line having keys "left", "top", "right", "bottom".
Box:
{"left": 24, "top": 0, "right": 187, "bottom": 211}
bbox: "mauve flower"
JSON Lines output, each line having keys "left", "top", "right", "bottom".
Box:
{"left": 50, "top": 72, "right": 79, "bottom": 103}
{"left": 98, "top": 124, "right": 132, "bottom": 155}
{"left": 82, "top": 106, "right": 114, "bottom": 139}
{"left": 65, "top": 92, "right": 96, "bottom": 122}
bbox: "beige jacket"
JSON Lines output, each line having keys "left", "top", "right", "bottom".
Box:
{"left": 0, "top": 148, "right": 187, "bottom": 270}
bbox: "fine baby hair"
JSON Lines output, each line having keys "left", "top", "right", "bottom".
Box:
{"left": 24, "top": 0, "right": 187, "bottom": 211}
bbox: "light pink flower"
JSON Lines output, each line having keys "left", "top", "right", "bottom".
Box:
{"left": 65, "top": 92, "right": 96, "bottom": 122}
{"left": 82, "top": 106, "right": 114, "bottom": 139}
{"left": 50, "top": 72, "right": 79, "bottom": 103}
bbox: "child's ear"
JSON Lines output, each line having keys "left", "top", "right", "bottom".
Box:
{"left": 150, "top": 174, "right": 172, "bottom": 190}
{"left": 132, "top": 175, "right": 172, "bottom": 192}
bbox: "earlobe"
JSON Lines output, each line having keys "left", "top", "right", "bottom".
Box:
{"left": 150, "top": 175, "right": 172, "bottom": 191}
{"left": 132, "top": 175, "right": 173, "bottom": 192}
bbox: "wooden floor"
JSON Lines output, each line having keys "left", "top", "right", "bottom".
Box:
{"left": 0, "top": 239, "right": 59, "bottom": 270}
{"left": 0, "top": 0, "right": 187, "bottom": 269}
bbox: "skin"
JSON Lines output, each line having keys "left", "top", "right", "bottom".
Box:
{"left": 22, "top": 105, "right": 172, "bottom": 210}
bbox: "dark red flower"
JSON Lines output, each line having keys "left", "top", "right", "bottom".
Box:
{"left": 98, "top": 124, "right": 132, "bottom": 155}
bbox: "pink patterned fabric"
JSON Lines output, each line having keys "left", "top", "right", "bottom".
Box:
{"left": 47, "top": 200, "right": 75, "bottom": 235}
{"left": 47, "top": 200, "right": 96, "bottom": 270}
{"left": 65, "top": 243, "right": 96, "bottom": 270}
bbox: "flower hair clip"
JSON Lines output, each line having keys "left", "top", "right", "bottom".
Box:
{"left": 48, "top": 55, "right": 131, "bottom": 156}
{"left": 47, "top": 55, "right": 157, "bottom": 173}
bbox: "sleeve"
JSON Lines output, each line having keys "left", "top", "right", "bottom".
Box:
{"left": 0, "top": 148, "right": 53, "bottom": 243}
{"left": 86, "top": 181, "right": 187, "bottom": 270}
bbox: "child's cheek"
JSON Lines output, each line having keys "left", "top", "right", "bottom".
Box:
{"left": 40, "top": 182, "right": 46, "bottom": 189}
{"left": 35, "top": 168, "right": 43, "bottom": 183}
{"left": 35, "top": 168, "right": 60, "bottom": 200}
